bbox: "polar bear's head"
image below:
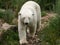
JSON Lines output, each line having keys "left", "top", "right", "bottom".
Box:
{"left": 18, "top": 9, "right": 34, "bottom": 25}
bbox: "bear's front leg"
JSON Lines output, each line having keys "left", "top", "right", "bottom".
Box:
{"left": 18, "top": 24, "right": 28, "bottom": 44}
{"left": 32, "top": 23, "right": 37, "bottom": 37}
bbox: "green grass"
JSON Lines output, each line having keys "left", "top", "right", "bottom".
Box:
{"left": 0, "top": 30, "right": 19, "bottom": 45}
{"left": 38, "top": 15, "right": 60, "bottom": 45}
{"left": 0, "top": 9, "right": 15, "bottom": 24}
{"left": 41, "top": 11, "right": 47, "bottom": 17}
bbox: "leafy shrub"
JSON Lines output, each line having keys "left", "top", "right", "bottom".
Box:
{"left": 1, "top": 30, "right": 19, "bottom": 45}
{"left": 0, "top": 9, "right": 15, "bottom": 24}
{"left": 41, "top": 11, "right": 47, "bottom": 17}
{"left": 55, "top": 0, "right": 60, "bottom": 14}
{"left": 38, "top": 15, "right": 60, "bottom": 45}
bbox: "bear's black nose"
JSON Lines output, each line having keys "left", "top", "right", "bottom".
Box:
{"left": 25, "top": 23, "right": 28, "bottom": 25}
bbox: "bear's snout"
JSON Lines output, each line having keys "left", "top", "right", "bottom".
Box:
{"left": 23, "top": 17, "right": 30, "bottom": 25}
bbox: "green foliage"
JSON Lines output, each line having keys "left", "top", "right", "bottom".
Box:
{"left": 0, "top": 11, "right": 5, "bottom": 18}
{"left": 38, "top": 15, "right": 60, "bottom": 45}
{"left": 34, "top": 0, "right": 56, "bottom": 11}
{"left": 41, "top": 11, "right": 47, "bottom": 17}
{"left": 55, "top": 0, "right": 60, "bottom": 14}
{"left": 0, "top": 30, "right": 19, "bottom": 45}
{"left": 0, "top": 9, "right": 15, "bottom": 23}
{"left": 0, "top": 0, "right": 56, "bottom": 11}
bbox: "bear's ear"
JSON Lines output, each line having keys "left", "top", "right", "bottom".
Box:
{"left": 32, "top": 14, "right": 34, "bottom": 16}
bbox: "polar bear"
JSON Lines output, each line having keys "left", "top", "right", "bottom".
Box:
{"left": 18, "top": 1, "right": 41, "bottom": 44}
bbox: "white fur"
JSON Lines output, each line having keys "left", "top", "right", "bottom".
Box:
{"left": 18, "top": 1, "right": 41, "bottom": 44}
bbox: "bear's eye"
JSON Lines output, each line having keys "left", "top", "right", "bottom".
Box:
{"left": 19, "top": 13, "right": 21, "bottom": 15}
{"left": 18, "top": 13, "right": 21, "bottom": 15}
{"left": 32, "top": 14, "right": 34, "bottom": 16}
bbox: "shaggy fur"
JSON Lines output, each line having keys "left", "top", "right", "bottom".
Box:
{"left": 18, "top": 1, "right": 41, "bottom": 44}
